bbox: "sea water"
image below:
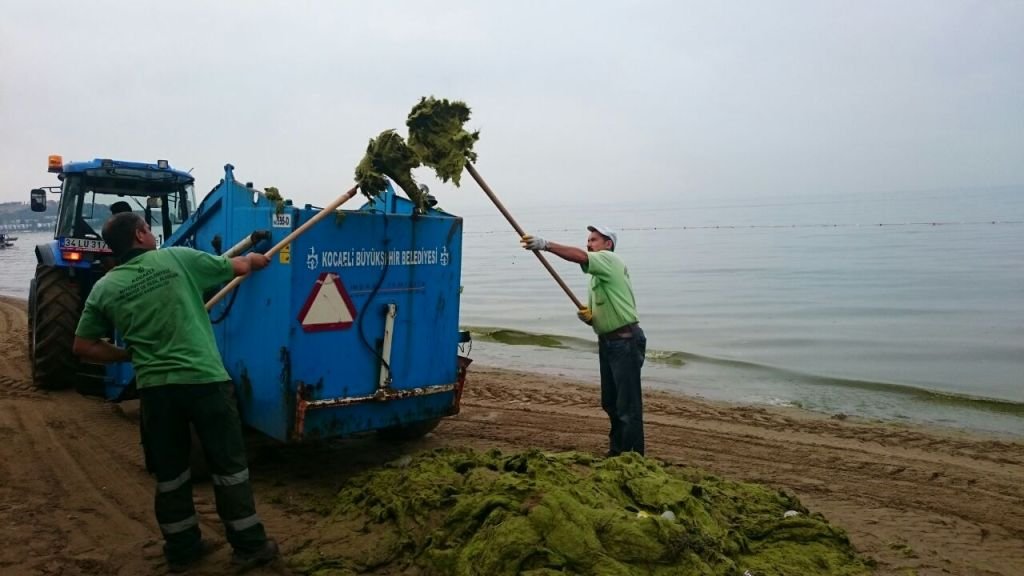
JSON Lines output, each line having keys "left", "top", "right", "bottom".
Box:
{"left": 458, "top": 186, "right": 1024, "bottom": 436}
{"left": 3, "top": 186, "right": 1022, "bottom": 435}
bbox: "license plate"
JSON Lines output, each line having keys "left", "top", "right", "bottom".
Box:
{"left": 60, "top": 237, "right": 109, "bottom": 252}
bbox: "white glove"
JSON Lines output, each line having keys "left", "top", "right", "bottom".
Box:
{"left": 520, "top": 234, "right": 549, "bottom": 251}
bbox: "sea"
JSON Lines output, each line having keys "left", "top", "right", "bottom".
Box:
{"left": 3, "top": 186, "right": 1022, "bottom": 436}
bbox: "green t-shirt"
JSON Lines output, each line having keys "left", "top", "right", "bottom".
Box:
{"left": 581, "top": 250, "right": 639, "bottom": 335}
{"left": 75, "top": 247, "right": 235, "bottom": 388}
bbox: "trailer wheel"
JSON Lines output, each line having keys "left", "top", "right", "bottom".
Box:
{"left": 31, "top": 265, "right": 81, "bottom": 390}
{"left": 376, "top": 418, "right": 441, "bottom": 442}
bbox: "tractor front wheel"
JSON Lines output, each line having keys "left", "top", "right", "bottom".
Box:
{"left": 31, "top": 265, "right": 82, "bottom": 390}
{"left": 27, "top": 278, "right": 36, "bottom": 359}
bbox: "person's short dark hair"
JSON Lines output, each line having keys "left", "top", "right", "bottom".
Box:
{"left": 110, "top": 201, "right": 132, "bottom": 214}
{"left": 103, "top": 212, "right": 145, "bottom": 256}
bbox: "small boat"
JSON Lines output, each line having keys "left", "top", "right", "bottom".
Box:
{"left": 0, "top": 233, "right": 14, "bottom": 248}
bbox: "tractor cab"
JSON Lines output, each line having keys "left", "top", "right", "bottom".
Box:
{"left": 31, "top": 155, "right": 194, "bottom": 263}
{"left": 28, "top": 155, "right": 195, "bottom": 392}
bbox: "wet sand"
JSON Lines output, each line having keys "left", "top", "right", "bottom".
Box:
{"left": 1, "top": 295, "right": 1021, "bottom": 575}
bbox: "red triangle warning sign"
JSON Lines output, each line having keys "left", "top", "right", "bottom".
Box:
{"left": 297, "top": 273, "right": 357, "bottom": 332}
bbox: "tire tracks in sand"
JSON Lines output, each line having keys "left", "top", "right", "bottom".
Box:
{"left": 2, "top": 295, "right": 1023, "bottom": 575}
{"left": 0, "top": 297, "right": 284, "bottom": 575}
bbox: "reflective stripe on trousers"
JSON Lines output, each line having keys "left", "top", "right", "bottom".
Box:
{"left": 211, "top": 468, "right": 249, "bottom": 487}
{"left": 226, "top": 513, "right": 262, "bottom": 532}
{"left": 157, "top": 469, "right": 191, "bottom": 493}
{"left": 160, "top": 514, "right": 198, "bottom": 535}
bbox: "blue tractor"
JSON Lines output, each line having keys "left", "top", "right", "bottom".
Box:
{"left": 28, "top": 155, "right": 196, "bottom": 392}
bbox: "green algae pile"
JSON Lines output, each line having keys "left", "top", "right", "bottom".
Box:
{"left": 352, "top": 96, "right": 479, "bottom": 213}
{"left": 291, "top": 449, "right": 870, "bottom": 576}
{"left": 473, "top": 327, "right": 566, "bottom": 348}
{"left": 354, "top": 129, "right": 425, "bottom": 209}
{"left": 263, "top": 186, "right": 287, "bottom": 214}
{"left": 406, "top": 96, "right": 480, "bottom": 186}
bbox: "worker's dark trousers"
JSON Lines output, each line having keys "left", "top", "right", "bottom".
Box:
{"left": 598, "top": 325, "right": 647, "bottom": 456}
{"left": 139, "top": 381, "right": 268, "bottom": 564}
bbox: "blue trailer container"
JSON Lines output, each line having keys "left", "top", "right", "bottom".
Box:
{"left": 160, "top": 165, "right": 469, "bottom": 442}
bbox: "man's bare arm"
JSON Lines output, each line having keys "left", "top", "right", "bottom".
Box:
{"left": 72, "top": 336, "right": 131, "bottom": 364}
{"left": 230, "top": 252, "right": 271, "bottom": 276}
{"left": 543, "top": 242, "right": 589, "bottom": 265}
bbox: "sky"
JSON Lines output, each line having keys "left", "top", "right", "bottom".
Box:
{"left": 1, "top": 0, "right": 1022, "bottom": 215}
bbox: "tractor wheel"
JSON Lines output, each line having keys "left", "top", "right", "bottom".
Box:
{"left": 27, "top": 278, "right": 37, "bottom": 359}
{"left": 376, "top": 418, "right": 441, "bottom": 442}
{"left": 31, "top": 265, "right": 82, "bottom": 390}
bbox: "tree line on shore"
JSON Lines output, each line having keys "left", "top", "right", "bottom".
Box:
{"left": 0, "top": 201, "right": 58, "bottom": 231}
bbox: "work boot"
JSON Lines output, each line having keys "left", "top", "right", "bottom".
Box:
{"left": 167, "top": 539, "right": 216, "bottom": 573}
{"left": 231, "top": 538, "right": 279, "bottom": 569}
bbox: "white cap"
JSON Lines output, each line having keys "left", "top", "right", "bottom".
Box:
{"left": 587, "top": 225, "right": 617, "bottom": 250}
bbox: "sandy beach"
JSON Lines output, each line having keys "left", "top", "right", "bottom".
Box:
{"left": 1, "top": 294, "right": 1022, "bottom": 575}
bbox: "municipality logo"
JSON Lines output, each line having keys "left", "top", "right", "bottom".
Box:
{"left": 306, "top": 247, "right": 319, "bottom": 271}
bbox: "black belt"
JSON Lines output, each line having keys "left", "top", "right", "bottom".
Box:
{"left": 599, "top": 323, "right": 639, "bottom": 341}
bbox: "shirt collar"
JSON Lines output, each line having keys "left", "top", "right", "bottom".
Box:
{"left": 118, "top": 247, "right": 153, "bottom": 265}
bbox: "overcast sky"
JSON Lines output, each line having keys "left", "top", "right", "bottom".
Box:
{"left": 1, "top": 0, "right": 1021, "bottom": 214}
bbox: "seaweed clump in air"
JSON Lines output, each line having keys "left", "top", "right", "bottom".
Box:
{"left": 354, "top": 129, "right": 425, "bottom": 211}
{"left": 406, "top": 96, "right": 480, "bottom": 186}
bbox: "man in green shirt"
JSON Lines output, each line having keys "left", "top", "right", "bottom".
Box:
{"left": 521, "top": 225, "right": 646, "bottom": 456}
{"left": 73, "top": 212, "right": 278, "bottom": 572}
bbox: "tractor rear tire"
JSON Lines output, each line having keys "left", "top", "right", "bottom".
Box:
{"left": 31, "top": 265, "right": 82, "bottom": 390}
{"left": 27, "top": 278, "right": 37, "bottom": 359}
{"left": 376, "top": 418, "right": 441, "bottom": 442}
